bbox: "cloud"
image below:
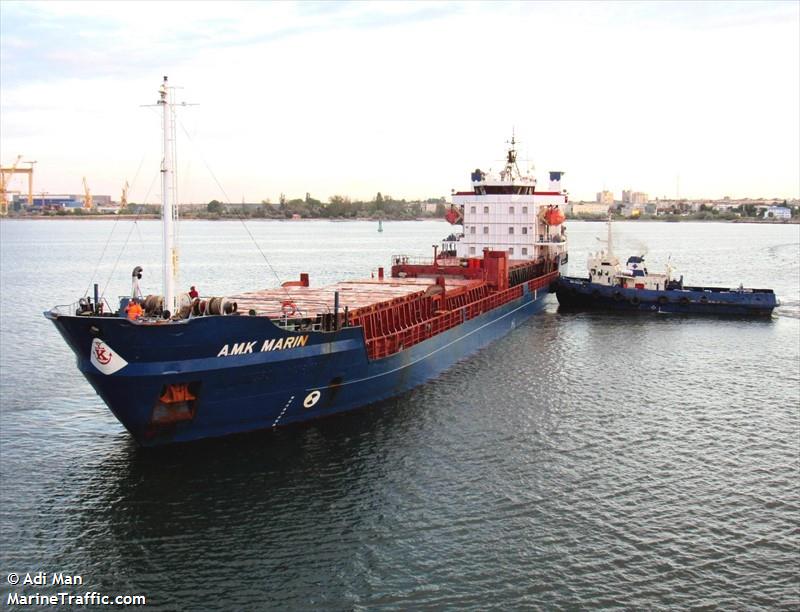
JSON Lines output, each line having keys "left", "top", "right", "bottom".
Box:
{"left": 1, "top": 1, "right": 798, "bottom": 201}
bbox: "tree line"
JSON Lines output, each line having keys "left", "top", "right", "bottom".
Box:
{"left": 203, "top": 192, "right": 447, "bottom": 220}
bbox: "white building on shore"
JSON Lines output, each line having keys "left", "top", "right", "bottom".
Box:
{"left": 765, "top": 206, "right": 791, "bottom": 219}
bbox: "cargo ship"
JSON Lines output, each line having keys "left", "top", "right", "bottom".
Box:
{"left": 556, "top": 220, "right": 778, "bottom": 316}
{"left": 45, "top": 77, "right": 569, "bottom": 446}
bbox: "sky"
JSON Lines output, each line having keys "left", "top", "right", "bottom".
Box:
{"left": 1, "top": 1, "right": 799, "bottom": 205}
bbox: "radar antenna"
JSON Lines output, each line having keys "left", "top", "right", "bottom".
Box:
{"left": 504, "top": 129, "right": 522, "bottom": 180}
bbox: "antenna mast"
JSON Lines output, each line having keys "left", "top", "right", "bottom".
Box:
{"left": 504, "top": 130, "right": 521, "bottom": 180}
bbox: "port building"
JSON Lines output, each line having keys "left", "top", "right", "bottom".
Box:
{"left": 596, "top": 191, "right": 615, "bottom": 205}
{"left": 12, "top": 194, "right": 112, "bottom": 210}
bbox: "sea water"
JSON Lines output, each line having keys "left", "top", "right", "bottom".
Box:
{"left": 1, "top": 219, "right": 798, "bottom": 610}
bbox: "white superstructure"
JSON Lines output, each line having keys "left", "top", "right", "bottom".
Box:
{"left": 448, "top": 137, "right": 568, "bottom": 263}
{"left": 587, "top": 219, "right": 675, "bottom": 291}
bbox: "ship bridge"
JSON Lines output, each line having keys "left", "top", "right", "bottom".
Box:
{"left": 446, "top": 138, "right": 568, "bottom": 262}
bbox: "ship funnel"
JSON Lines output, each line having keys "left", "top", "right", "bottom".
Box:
{"left": 549, "top": 171, "right": 564, "bottom": 192}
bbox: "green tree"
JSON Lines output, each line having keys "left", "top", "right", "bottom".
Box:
{"left": 286, "top": 198, "right": 308, "bottom": 217}
{"left": 326, "top": 195, "right": 352, "bottom": 218}
{"left": 305, "top": 196, "right": 322, "bottom": 216}
{"left": 207, "top": 200, "right": 224, "bottom": 214}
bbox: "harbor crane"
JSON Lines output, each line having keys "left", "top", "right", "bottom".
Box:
{"left": 22, "top": 161, "right": 37, "bottom": 207}
{"left": 82, "top": 176, "right": 93, "bottom": 210}
{"left": 0, "top": 155, "right": 29, "bottom": 215}
{"left": 121, "top": 180, "right": 129, "bottom": 210}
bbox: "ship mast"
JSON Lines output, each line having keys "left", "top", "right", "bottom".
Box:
{"left": 158, "top": 76, "right": 178, "bottom": 315}
{"left": 504, "top": 132, "right": 521, "bottom": 180}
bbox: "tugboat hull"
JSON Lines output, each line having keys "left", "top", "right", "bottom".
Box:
{"left": 556, "top": 276, "right": 777, "bottom": 317}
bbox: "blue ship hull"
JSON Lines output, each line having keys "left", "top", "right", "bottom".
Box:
{"left": 46, "top": 284, "right": 550, "bottom": 446}
{"left": 555, "top": 276, "right": 777, "bottom": 316}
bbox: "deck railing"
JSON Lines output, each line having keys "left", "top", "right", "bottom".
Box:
{"left": 355, "top": 270, "right": 557, "bottom": 360}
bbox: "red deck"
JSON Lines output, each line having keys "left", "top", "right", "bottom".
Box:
{"left": 229, "top": 251, "right": 559, "bottom": 360}
{"left": 229, "top": 276, "right": 481, "bottom": 319}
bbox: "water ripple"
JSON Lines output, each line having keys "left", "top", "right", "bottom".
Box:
{"left": 1, "top": 220, "right": 799, "bottom": 610}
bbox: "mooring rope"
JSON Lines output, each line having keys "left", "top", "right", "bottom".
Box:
{"left": 175, "top": 118, "right": 294, "bottom": 302}
{"left": 99, "top": 169, "right": 159, "bottom": 301}
{"left": 83, "top": 152, "right": 149, "bottom": 299}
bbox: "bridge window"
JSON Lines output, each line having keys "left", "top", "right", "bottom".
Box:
{"left": 522, "top": 206, "right": 528, "bottom": 214}
{"left": 469, "top": 247, "right": 476, "bottom": 255}
{"left": 483, "top": 206, "right": 489, "bottom": 213}
{"left": 509, "top": 206, "right": 515, "bottom": 214}
{"left": 522, "top": 247, "right": 528, "bottom": 255}
{"left": 470, "top": 206, "right": 476, "bottom": 214}
{"left": 522, "top": 226, "right": 528, "bottom": 235}
{"left": 508, "top": 247, "right": 514, "bottom": 255}
{"left": 483, "top": 226, "right": 489, "bottom": 234}
{"left": 508, "top": 227, "right": 514, "bottom": 234}
{"left": 482, "top": 186, "right": 515, "bottom": 195}
{"left": 470, "top": 226, "right": 476, "bottom": 234}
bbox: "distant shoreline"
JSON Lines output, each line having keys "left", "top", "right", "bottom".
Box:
{"left": 0, "top": 215, "right": 441, "bottom": 222}
{"left": 1, "top": 215, "right": 796, "bottom": 225}
{"left": 572, "top": 217, "right": 799, "bottom": 224}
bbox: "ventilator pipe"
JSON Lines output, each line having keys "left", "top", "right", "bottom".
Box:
{"left": 131, "top": 266, "right": 143, "bottom": 300}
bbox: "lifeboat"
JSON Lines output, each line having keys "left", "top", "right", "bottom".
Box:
{"left": 541, "top": 205, "right": 565, "bottom": 226}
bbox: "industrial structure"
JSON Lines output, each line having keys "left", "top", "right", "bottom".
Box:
{"left": 1, "top": 157, "right": 124, "bottom": 214}
{"left": 121, "top": 181, "right": 129, "bottom": 210}
{"left": 11, "top": 193, "right": 112, "bottom": 211}
{"left": 0, "top": 155, "right": 36, "bottom": 216}
{"left": 82, "top": 177, "right": 93, "bottom": 210}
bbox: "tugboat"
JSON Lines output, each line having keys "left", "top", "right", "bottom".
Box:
{"left": 44, "top": 77, "right": 569, "bottom": 446}
{"left": 556, "top": 219, "right": 778, "bottom": 316}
